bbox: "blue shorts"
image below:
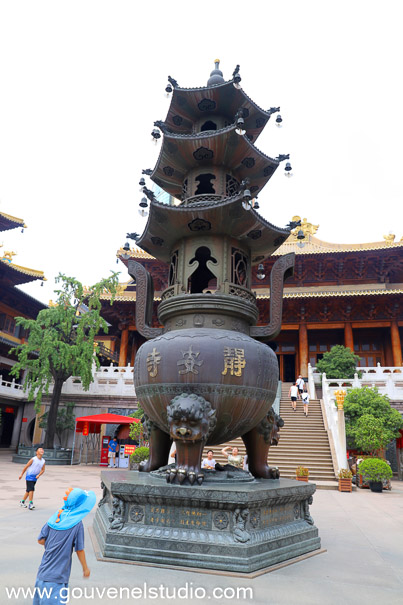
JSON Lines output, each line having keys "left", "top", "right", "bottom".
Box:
{"left": 33, "top": 580, "right": 68, "bottom": 605}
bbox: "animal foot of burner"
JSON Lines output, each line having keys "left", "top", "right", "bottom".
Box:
{"left": 165, "top": 467, "right": 204, "bottom": 485}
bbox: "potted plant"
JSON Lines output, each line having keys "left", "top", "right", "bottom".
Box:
{"left": 358, "top": 457, "right": 392, "bottom": 492}
{"left": 295, "top": 466, "right": 309, "bottom": 482}
{"left": 338, "top": 468, "right": 353, "bottom": 492}
{"left": 130, "top": 446, "right": 149, "bottom": 470}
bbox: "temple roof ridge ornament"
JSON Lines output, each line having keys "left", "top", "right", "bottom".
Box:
{"left": 207, "top": 59, "right": 225, "bottom": 86}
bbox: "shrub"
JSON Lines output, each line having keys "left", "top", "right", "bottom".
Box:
{"left": 316, "top": 345, "right": 360, "bottom": 379}
{"left": 358, "top": 458, "right": 392, "bottom": 483}
{"left": 296, "top": 465, "right": 309, "bottom": 477}
{"left": 344, "top": 387, "right": 403, "bottom": 451}
{"left": 353, "top": 414, "right": 390, "bottom": 455}
{"left": 338, "top": 468, "right": 353, "bottom": 479}
{"left": 130, "top": 446, "right": 149, "bottom": 464}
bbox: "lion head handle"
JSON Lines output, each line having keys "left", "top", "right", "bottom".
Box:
{"left": 167, "top": 393, "right": 216, "bottom": 443}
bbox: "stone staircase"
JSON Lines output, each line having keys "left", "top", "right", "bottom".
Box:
{"left": 205, "top": 382, "right": 336, "bottom": 481}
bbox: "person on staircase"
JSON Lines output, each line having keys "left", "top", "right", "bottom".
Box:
{"left": 301, "top": 390, "right": 310, "bottom": 416}
{"left": 296, "top": 374, "right": 305, "bottom": 395}
{"left": 289, "top": 382, "right": 299, "bottom": 411}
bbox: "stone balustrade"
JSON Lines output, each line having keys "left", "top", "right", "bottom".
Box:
{"left": 0, "top": 365, "right": 137, "bottom": 400}
{"left": 62, "top": 364, "right": 136, "bottom": 397}
{"left": 308, "top": 362, "right": 403, "bottom": 474}
{"left": 0, "top": 375, "right": 25, "bottom": 400}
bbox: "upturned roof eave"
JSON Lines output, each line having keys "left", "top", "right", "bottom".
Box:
{"left": 0, "top": 258, "right": 46, "bottom": 285}
{"left": 0, "top": 211, "right": 27, "bottom": 232}
{"left": 165, "top": 80, "right": 274, "bottom": 142}
{"left": 135, "top": 193, "right": 290, "bottom": 263}
{"left": 150, "top": 125, "right": 279, "bottom": 199}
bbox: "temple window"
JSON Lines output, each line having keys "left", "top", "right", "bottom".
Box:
{"left": 188, "top": 246, "right": 217, "bottom": 294}
{"left": 169, "top": 250, "right": 179, "bottom": 286}
{"left": 226, "top": 174, "right": 239, "bottom": 197}
{"left": 200, "top": 120, "right": 217, "bottom": 132}
{"left": 195, "top": 173, "right": 216, "bottom": 195}
{"left": 231, "top": 248, "right": 249, "bottom": 288}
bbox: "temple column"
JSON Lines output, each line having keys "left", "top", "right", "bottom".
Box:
{"left": 299, "top": 323, "right": 308, "bottom": 378}
{"left": 10, "top": 403, "right": 24, "bottom": 449}
{"left": 344, "top": 323, "right": 354, "bottom": 352}
{"left": 390, "top": 321, "right": 402, "bottom": 366}
{"left": 119, "top": 328, "right": 129, "bottom": 367}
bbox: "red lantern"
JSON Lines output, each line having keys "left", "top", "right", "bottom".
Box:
{"left": 82, "top": 421, "right": 89, "bottom": 436}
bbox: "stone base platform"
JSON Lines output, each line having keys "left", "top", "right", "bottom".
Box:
{"left": 12, "top": 446, "right": 72, "bottom": 465}
{"left": 94, "top": 470, "right": 321, "bottom": 573}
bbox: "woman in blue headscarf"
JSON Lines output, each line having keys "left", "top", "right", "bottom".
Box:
{"left": 33, "top": 487, "right": 96, "bottom": 605}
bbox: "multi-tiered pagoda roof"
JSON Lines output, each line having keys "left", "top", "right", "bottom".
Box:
{"left": 136, "top": 61, "right": 291, "bottom": 263}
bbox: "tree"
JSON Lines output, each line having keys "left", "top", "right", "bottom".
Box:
{"left": 353, "top": 414, "right": 390, "bottom": 455}
{"left": 39, "top": 402, "right": 76, "bottom": 447}
{"left": 10, "top": 273, "right": 118, "bottom": 448}
{"left": 316, "top": 345, "right": 360, "bottom": 379}
{"left": 344, "top": 387, "right": 403, "bottom": 451}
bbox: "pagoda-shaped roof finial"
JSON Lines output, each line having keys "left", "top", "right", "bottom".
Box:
{"left": 207, "top": 59, "right": 224, "bottom": 86}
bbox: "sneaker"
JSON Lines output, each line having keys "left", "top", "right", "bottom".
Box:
{"left": 19, "top": 500, "right": 27, "bottom": 508}
{"left": 28, "top": 503, "right": 35, "bottom": 510}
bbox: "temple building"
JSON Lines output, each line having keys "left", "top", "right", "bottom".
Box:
{"left": 107, "top": 220, "right": 403, "bottom": 381}
{"left": 0, "top": 210, "right": 47, "bottom": 447}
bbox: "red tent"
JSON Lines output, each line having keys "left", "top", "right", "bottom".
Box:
{"left": 75, "top": 413, "right": 139, "bottom": 435}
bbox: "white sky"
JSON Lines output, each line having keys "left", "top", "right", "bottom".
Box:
{"left": 0, "top": 0, "right": 402, "bottom": 305}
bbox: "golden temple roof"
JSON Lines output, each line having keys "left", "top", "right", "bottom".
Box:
{"left": 100, "top": 282, "right": 403, "bottom": 303}
{"left": 0, "top": 211, "right": 27, "bottom": 231}
{"left": 274, "top": 233, "right": 403, "bottom": 256}
{"left": 118, "top": 231, "right": 403, "bottom": 263}
{"left": 0, "top": 257, "right": 46, "bottom": 282}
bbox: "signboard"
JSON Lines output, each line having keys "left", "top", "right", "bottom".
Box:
{"left": 22, "top": 418, "right": 27, "bottom": 423}
{"left": 5, "top": 407, "right": 14, "bottom": 414}
{"left": 124, "top": 445, "right": 136, "bottom": 455}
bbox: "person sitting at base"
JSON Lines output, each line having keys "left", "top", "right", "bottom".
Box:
{"left": 301, "top": 390, "right": 310, "bottom": 416}
{"left": 108, "top": 437, "right": 119, "bottom": 468}
{"left": 201, "top": 449, "right": 217, "bottom": 469}
{"left": 33, "top": 487, "right": 96, "bottom": 605}
{"left": 221, "top": 446, "right": 243, "bottom": 469}
{"left": 289, "top": 382, "right": 299, "bottom": 411}
{"left": 19, "top": 446, "right": 46, "bottom": 510}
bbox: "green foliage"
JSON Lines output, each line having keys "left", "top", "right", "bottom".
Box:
{"left": 338, "top": 468, "right": 353, "bottom": 479}
{"left": 130, "top": 404, "right": 145, "bottom": 420}
{"left": 296, "top": 465, "right": 309, "bottom": 476}
{"left": 128, "top": 417, "right": 143, "bottom": 444}
{"left": 10, "top": 273, "right": 119, "bottom": 409}
{"left": 358, "top": 457, "right": 393, "bottom": 482}
{"left": 344, "top": 387, "right": 403, "bottom": 451}
{"left": 10, "top": 273, "right": 119, "bottom": 447}
{"left": 353, "top": 414, "right": 390, "bottom": 455}
{"left": 316, "top": 345, "right": 360, "bottom": 379}
{"left": 130, "top": 446, "right": 149, "bottom": 463}
{"left": 39, "top": 402, "right": 75, "bottom": 447}
{"left": 129, "top": 405, "right": 145, "bottom": 444}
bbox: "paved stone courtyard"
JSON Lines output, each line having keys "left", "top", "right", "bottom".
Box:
{"left": 1, "top": 450, "right": 402, "bottom": 604}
